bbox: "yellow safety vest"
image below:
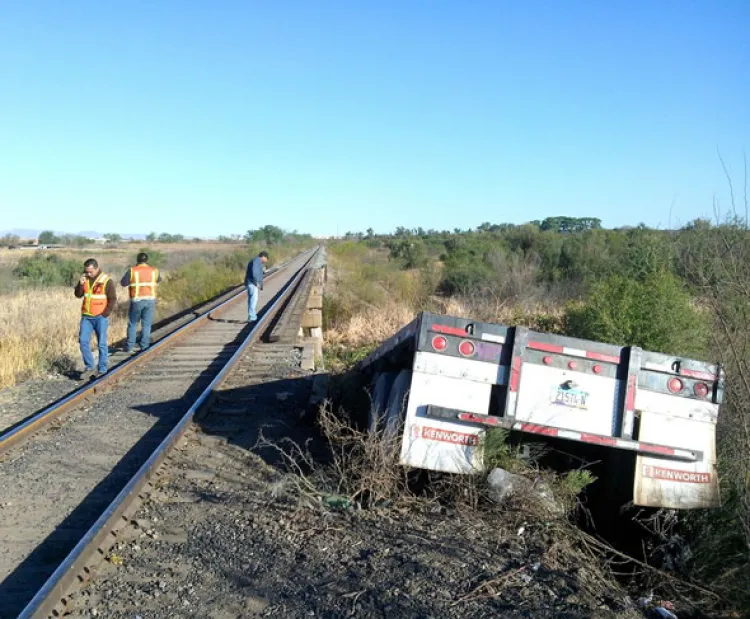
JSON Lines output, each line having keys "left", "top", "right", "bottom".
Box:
{"left": 128, "top": 264, "right": 159, "bottom": 300}
{"left": 82, "top": 273, "right": 111, "bottom": 316}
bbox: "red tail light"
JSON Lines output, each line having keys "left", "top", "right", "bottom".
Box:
{"left": 694, "top": 382, "right": 709, "bottom": 398}
{"left": 668, "top": 378, "right": 683, "bottom": 393}
{"left": 432, "top": 335, "right": 448, "bottom": 351}
{"left": 592, "top": 365, "right": 602, "bottom": 374}
{"left": 567, "top": 361, "right": 578, "bottom": 370}
{"left": 459, "top": 340, "right": 475, "bottom": 357}
{"left": 543, "top": 356, "right": 553, "bottom": 365}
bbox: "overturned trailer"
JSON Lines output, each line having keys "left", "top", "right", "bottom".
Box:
{"left": 358, "top": 312, "right": 724, "bottom": 510}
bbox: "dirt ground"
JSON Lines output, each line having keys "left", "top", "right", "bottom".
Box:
{"left": 61, "top": 347, "right": 643, "bottom": 619}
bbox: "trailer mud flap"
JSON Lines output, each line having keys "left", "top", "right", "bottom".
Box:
{"left": 400, "top": 360, "right": 491, "bottom": 474}
{"left": 634, "top": 410, "right": 719, "bottom": 509}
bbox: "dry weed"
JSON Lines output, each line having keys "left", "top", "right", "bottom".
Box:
{"left": 325, "top": 301, "right": 415, "bottom": 349}
{"left": 0, "top": 287, "right": 128, "bottom": 387}
{"left": 437, "top": 296, "right": 566, "bottom": 332}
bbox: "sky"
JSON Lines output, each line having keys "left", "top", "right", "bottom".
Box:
{"left": 1, "top": 1, "right": 748, "bottom": 238}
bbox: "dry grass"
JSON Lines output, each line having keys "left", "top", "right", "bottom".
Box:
{"left": 325, "top": 301, "right": 416, "bottom": 350}
{"left": 325, "top": 295, "right": 567, "bottom": 361}
{"left": 0, "top": 287, "right": 129, "bottom": 387}
{"left": 437, "top": 296, "right": 567, "bottom": 333}
{"left": 323, "top": 240, "right": 567, "bottom": 370}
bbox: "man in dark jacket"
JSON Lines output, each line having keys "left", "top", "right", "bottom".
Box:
{"left": 74, "top": 258, "right": 117, "bottom": 380}
{"left": 245, "top": 251, "right": 268, "bottom": 322}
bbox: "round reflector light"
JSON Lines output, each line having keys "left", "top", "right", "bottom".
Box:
{"left": 432, "top": 336, "right": 448, "bottom": 351}
{"left": 459, "top": 340, "right": 475, "bottom": 357}
{"left": 592, "top": 365, "right": 602, "bottom": 374}
{"left": 668, "top": 377, "right": 683, "bottom": 393}
{"left": 694, "top": 382, "right": 709, "bottom": 398}
{"left": 568, "top": 360, "right": 578, "bottom": 370}
{"left": 543, "top": 356, "right": 553, "bottom": 365}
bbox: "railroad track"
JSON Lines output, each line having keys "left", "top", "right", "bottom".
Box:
{"left": 0, "top": 250, "right": 308, "bottom": 449}
{"left": 0, "top": 247, "right": 323, "bottom": 618}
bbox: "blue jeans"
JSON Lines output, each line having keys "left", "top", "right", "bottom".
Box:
{"left": 246, "top": 283, "right": 259, "bottom": 321}
{"left": 79, "top": 315, "right": 109, "bottom": 373}
{"left": 127, "top": 299, "right": 156, "bottom": 351}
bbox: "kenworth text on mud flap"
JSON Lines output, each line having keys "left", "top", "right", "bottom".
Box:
{"left": 358, "top": 312, "right": 724, "bottom": 510}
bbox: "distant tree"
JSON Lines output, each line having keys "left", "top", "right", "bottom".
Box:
{"left": 540, "top": 216, "right": 602, "bottom": 233}
{"left": 260, "top": 225, "right": 285, "bottom": 244}
{"left": 245, "top": 225, "right": 285, "bottom": 245}
{"left": 1, "top": 233, "right": 20, "bottom": 246}
{"left": 365, "top": 227, "right": 375, "bottom": 239}
{"left": 146, "top": 232, "right": 157, "bottom": 242}
{"left": 683, "top": 218, "right": 712, "bottom": 231}
{"left": 394, "top": 226, "right": 411, "bottom": 237}
{"left": 59, "top": 233, "right": 90, "bottom": 247}
{"left": 38, "top": 230, "right": 59, "bottom": 244}
{"left": 104, "top": 233, "right": 122, "bottom": 244}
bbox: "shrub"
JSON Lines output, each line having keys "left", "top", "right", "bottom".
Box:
{"left": 137, "top": 247, "right": 167, "bottom": 268}
{"left": 564, "top": 270, "right": 709, "bottom": 358}
{"left": 159, "top": 260, "right": 239, "bottom": 308}
{"left": 13, "top": 253, "right": 81, "bottom": 286}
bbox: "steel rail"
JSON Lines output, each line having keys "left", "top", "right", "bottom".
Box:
{"left": 0, "top": 248, "right": 316, "bottom": 455}
{"left": 17, "top": 247, "right": 319, "bottom": 619}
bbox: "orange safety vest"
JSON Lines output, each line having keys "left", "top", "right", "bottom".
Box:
{"left": 82, "top": 273, "right": 111, "bottom": 316}
{"left": 128, "top": 264, "right": 159, "bottom": 300}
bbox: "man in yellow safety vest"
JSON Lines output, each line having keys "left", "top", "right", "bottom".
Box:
{"left": 74, "top": 258, "right": 117, "bottom": 380}
{"left": 120, "top": 252, "right": 162, "bottom": 354}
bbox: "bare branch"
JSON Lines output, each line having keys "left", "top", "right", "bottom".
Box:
{"left": 717, "top": 147, "right": 737, "bottom": 218}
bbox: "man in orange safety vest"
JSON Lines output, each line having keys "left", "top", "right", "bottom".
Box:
{"left": 74, "top": 258, "right": 117, "bottom": 380}
{"left": 120, "top": 252, "right": 162, "bottom": 354}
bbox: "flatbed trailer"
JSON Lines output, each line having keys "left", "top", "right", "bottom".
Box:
{"left": 358, "top": 312, "right": 724, "bottom": 509}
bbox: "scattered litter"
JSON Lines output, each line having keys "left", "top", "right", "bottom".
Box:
{"left": 322, "top": 495, "right": 352, "bottom": 510}
{"left": 108, "top": 553, "right": 123, "bottom": 566}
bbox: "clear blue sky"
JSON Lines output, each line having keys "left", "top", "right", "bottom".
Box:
{"left": 1, "top": 1, "right": 748, "bottom": 238}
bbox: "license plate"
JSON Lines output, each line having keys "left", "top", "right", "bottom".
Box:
{"left": 552, "top": 387, "right": 589, "bottom": 409}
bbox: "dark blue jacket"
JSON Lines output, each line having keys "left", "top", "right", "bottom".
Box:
{"left": 245, "top": 255, "right": 264, "bottom": 287}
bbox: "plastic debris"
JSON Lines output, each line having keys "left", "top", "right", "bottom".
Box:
{"left": 322, "top": 495, "right": 352, "bottom": 510}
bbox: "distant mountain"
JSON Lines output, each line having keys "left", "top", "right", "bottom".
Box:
{"left": 0, "top": 228, "right": 51, "bottom": 238}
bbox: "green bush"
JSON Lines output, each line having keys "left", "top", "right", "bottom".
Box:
{"left": 387, "top": 238, "right": 430, "bottom": 269}
{"left": 220, "top": 248, "right": 254, "bottom": 272}
{"left": 564, "top": 270, "right": 708, "bottom": 357}
{"left": 440, "top": 260, "right": 497, "bottom": 296}
{"left": 481, "top": 428, "right": 524, "bottom": 472}
{"left": 137, "top": 247, "right": 167, "bottom": 268}
{"left": 13, "top": 253, "right": 81, "bottom": 286}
